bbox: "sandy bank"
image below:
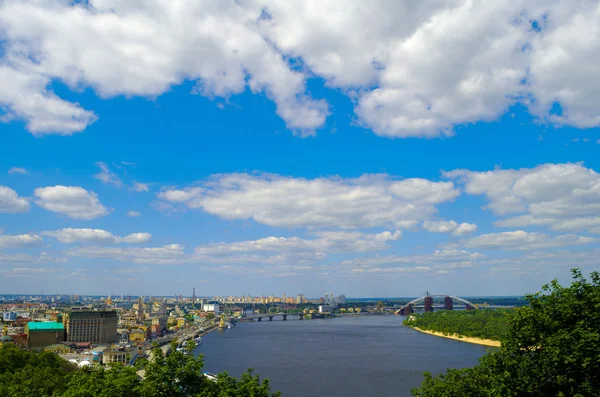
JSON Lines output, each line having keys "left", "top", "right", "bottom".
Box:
{"left": 411, "top": 326, "right": 501, "bottom": 347}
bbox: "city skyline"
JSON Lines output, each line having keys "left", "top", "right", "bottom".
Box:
{"left": 1, "top": 2, "right": 600, "bottom": 297}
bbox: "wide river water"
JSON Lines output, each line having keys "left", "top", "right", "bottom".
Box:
{"left": 193, "top": 315, "right": 490, "bottom": 397}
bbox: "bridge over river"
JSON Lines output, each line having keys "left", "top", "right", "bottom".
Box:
{"left": 395, "top": 294, "right": 478, "bottom": 315}
{"left": 239, "top": 312, "right": 333, "bottom": 321}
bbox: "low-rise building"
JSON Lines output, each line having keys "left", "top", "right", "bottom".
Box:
{"left": 129, "top": 328, "right": 146, "bottom": 344}
{"left": 201, "top": 303, "right": 220, "bottom": 314}
{"left": 44, "top": 344, "right": 72, "bottom": 354}
{"left": 176, "top": 317, "right": 188, "bottom": 328}
{"left": 27, "top": 322, "right": 65, "bottom": 348}
{"left": 2, "top": 311, "right": 17, "bottom": 322}
{"left": 118, "top": 330, "right": 130, "bottom": 344}
{"left": 102, "top": 346, "right": 138, "bottom": 365}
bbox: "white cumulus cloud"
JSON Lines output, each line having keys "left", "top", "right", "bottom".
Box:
{"left": 0, "top": 234, "right": 43, "bottom": 249}
{"left": 193, "top": 230, "right": 401, "bottom": 264}
{"left": 461, "top": 230, "right": 597, "bottom": 251}
{"left": 259, "top": 1, "right": 600, "bottom": 137}
{"left": 42, "top": 228, "right": 151, "bottom": 244}
{"left": 0, "top": 0, "right": 327, "bottom": 136}
{"left": 2, "top": 2, "right": 600, "bottom": 138}
{"left": 67, "top": 244, "right": 185, "bottom": 264}
{"left": 158, "top": 173, "right": 459, "bottom": 229}
{"left": 446, "top": 163, "right": 600, "bottom": 233}
{"left": 341, "top": 249, "right": 484, "bottom": 276}
{"left": 34, "top": 186, "right": 109, "bottom": 220}
{"left": 0, "top": 65, "right": 97, "bottom": 135}
{"left": 0, "top": 186, "right": 30, "bottom": 213}
{"left": 120, "top": 233, "right": 152, "bottom": 244}
{"left": 453, "top": 223, "right": 478, "bottom": 236}
{"left": 423, "top": 220, "right": 478, "bottom": 236}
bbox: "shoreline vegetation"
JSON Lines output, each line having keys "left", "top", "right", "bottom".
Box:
{"left": 402, "top": 308, "right": 510, "bottom": 343}
{"left": 411, "top": 326, "right": 501, "bottom": 347}
{"left": 410, "top": 269, "right": 599, "bottom": 396}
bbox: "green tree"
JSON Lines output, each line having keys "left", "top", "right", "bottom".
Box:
{"left": 412, "top": 269, "right": 600, "bottom": 397}
{"left": 404, "top": 309, "right": 510, "bottom": 340}
{"left": 0, "top": 340, "right": 280, "bottom": 397}
{"left": 376, "top": 301, "right": 384, "bottom": 313}
{"left": 0, "top": 344, "right": 75, "bottom": 397}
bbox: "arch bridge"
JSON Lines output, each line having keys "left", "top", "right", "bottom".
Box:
{"left": 395, "top": 294, "right": 477, "bottom": 315}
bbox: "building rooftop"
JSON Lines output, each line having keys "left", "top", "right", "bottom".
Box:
{"left": 27, "top": 322, "right": 64, "bottom": 331}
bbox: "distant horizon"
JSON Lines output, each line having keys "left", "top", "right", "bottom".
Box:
{"left": 0, "top": 293, "right": 527, "bottom": 300}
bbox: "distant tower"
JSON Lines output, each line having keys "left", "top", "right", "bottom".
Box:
{"left": 192, "top": 288, "right": 197, "bottom": 308}
{"left": 137, "top": 296, "right": 145, "bottom": 323}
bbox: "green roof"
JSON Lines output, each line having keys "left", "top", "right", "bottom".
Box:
{"left": 27, "top": 322, "right": 64, "bottom": 331}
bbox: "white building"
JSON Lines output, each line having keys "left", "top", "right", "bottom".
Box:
{"left": 2, "top": 312, "right": 17, "bottom": 322}
{"left": 318, "top": 305, "right": 333, "bottom": 314}
{"left": 202, "top": 303, "right": 220, "bottom": 314}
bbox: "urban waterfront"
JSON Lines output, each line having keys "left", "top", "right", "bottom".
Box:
{"left": 195, "top": 315, "right": 490, "bottom": 397}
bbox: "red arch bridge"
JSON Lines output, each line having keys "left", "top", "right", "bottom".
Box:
{"left": 395, "top": 294, "right": 478, "bottom": 315}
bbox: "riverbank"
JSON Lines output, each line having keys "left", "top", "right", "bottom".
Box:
{"left": 410, "top": 326, "right": 501, "bottom": 347}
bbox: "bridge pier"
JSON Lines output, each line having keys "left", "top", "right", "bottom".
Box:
{"left": 257, "top": 317, "right": 262, "bottom": 321}
{"left": 299, "top": 314, "right": 304, "bottom": 320}
{"left": 424, "top": 296, "right": 433, "bottom": 312}
{"left": 282, "top": 315, "right": 287, "bottom": 321}
{"left": 444, "top": 296, "right": 453, "bottom": 310}
{"left": 268, "top": 316, "right": 273, "bottom": 321}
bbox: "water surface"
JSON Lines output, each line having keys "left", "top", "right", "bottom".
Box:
{"left": 194, "top": 315, "right": 489, "bottom": 397}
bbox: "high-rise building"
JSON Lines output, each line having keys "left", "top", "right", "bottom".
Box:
{"left": 334, "top": 294, "right": 346, "bottom": 305}
{"left": 64, "top": 310, "right": 118, "bottom": 343}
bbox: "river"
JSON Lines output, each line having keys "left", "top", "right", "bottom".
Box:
{"left": 193, "top": 315, "right": 490, "bottom": 397}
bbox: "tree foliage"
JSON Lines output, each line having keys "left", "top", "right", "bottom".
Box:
{"left": 0, "top": 341, "right": 280, "bottom": 397}
{"left": 404, "top": 309, "right": 510, "bottom": 341}
{"left": 412, "top": 269, "right": 600, "bottom": 397}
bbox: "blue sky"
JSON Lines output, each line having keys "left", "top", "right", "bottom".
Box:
{"left": 1, "top": 1, "right": 600, "bottom": 297}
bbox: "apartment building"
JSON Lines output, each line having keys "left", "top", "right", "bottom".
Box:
{"left": 64, "top": 310, "right": 117, "bottom": 344}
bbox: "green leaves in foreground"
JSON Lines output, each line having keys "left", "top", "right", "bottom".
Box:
{"left": 412, "top": 269, "right": 600, "bottom": 397}
{"left": 0, "top": 341, "right": 280, "bottom": 397}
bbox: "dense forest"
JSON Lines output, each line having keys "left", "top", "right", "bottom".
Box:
{"left": 404, "top": 309, "right": 511, "bottom": 341}
{"left": 412, "top": 269, "right": 600, "bottom": 396}
{"left": 0, "top": 342, "right": 279, "bottom": 397}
